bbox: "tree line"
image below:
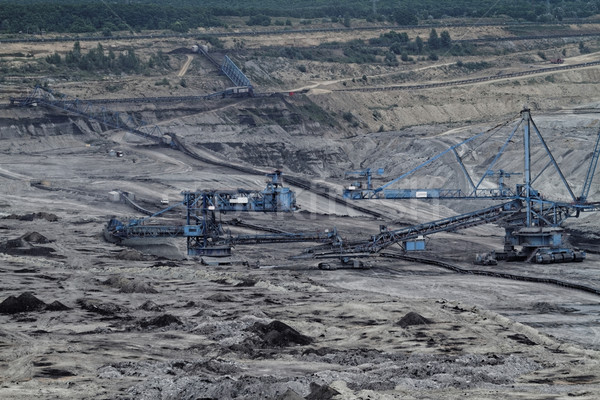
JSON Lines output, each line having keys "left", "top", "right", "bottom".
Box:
{"left": 1, "top": 0, "right": 600, "bottom": 35}
{"left": 262, "top": 29, "right": 464, "bottom": 65}
{"left": 45, "top": 42, "right": 170, "bottom": 74}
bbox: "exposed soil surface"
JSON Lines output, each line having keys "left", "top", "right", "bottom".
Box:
{"left": 1, "top": 23, "right": 600, "bottom": 399}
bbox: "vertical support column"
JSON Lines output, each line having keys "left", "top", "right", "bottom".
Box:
{"left": 522, "top": 109, "right": 532, "bottom": 226}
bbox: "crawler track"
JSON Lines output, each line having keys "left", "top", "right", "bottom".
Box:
{"left": 379, "top": 252, "right": 600, "bottom": 297}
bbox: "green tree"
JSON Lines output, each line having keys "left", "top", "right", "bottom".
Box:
{"left": 384, "top": 51, "right": 398, "bottom": 66}
{"left": 390, "top": 42, "right": 404, "bottom": 55}
{"left": 415, "top": 36, "right": 423, "bottom": 54}
{"left": 428, "top": 29, "right": 440, "bottom": 50}
{"left": 45, "top": 52, "right": 61, "bottom": 65}
{"left": 118, "top": 49, "right": 141, "bottom": 73}
{"left": 65, "top": 41, "right": 82, "bottom": 65}
{"left": 343, "top": 14, "right": 351, "bottom": 27}
{"left": 247, "top": 14, "right": 271, "bottom": 26}
{"left": 440, "top": 30, "right": 451, "bottom": 48}
{"left": 170, "top": 21, "right": 188, "bottom": 33}
{"left": 392, "top": 8, "right": 418, "bottom": 26}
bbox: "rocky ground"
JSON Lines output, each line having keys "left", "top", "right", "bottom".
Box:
{"left": 1, "top": 22, "right": 600, "bottom": 399}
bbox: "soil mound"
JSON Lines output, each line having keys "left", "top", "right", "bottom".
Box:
{"left": 206, "top": 293, "right": 235, "bottom": 302}
{"left": 140, "top": 314, "right": 182, "bottom": 328}
{"left": 306, "top": 382, "right": 340, "bottom": 400}
{"left": 234, "top": 278, "right": 257, "bottom": 287}
{"left": 151, "top": 261, "right": 180, "bottom": 268}
{"left": 396, "top": 311, "right": 433, "bottom": 328}
{"left": 139, "top": 300, "right": 164, "bottom": 311}
{"left": 0, "top": 233, "right": 57, "bottom": 257}
{"left": 21, "top": 232, "right": 50, "bottom": 244}
{"left": 0, "top": 292, "right": 46, "bottom": 314}
{"left": 2, "top": 212, "right": 58, "bottom": 222}
{"left": 2, "top": 237, "right": 29, "bottom": 249}
{"left": 103, "top": 275, "right": 158, "bottom": 294}
{"left": 77, "top": 298, "right": 129, "bottom": 315}
{"left": 45, "top": 300, "right": 71, "bottom": 311}
{"left": 252, "top": 320, "right": 313, "bottom": 347}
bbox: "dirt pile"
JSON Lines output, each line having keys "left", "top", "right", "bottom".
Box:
{"left": 0, "top": 292, "right": 47, "bottom": 314}
{"left": 20, "top": 231, "right": 51, "bottom": 243}
{"left": 2, "top": 212, "right": 58, "bottom": 222}
{"left": 396, "top": 311, "right": 433, "bottom": 328}
{"left": 305, "top": 382, "right": 340, "bottom": 400}
{"left": 77, "top": 298, "right": 129, "bottom": 315}
{"left": 139, "top": 314, "right": 183, "bottom": 329}
{"left": 206, "top": 293, "right": 235, "bottom": 302}
{"left": 251, "top": 320, "right": 313, "bottom": 347}
{"left": 45, "top": 300, "right": 71, "bottom": 311}
{"left": 102, "top": 275, "right": 158, "bottom": 294}
{"left": 0, "top": 292, "right": 70, "bottom": 314}
{"left": 0, "top": 232, "right": 57, "bottom": 257}
{"left": 139, "top": 300, "right": 165, "bottom": 311}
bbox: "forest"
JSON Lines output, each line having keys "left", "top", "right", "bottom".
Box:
{"left": 1, "top": 0, "right": 600, "bottom": 35}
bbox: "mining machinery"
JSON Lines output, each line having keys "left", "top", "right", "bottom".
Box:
{"left": 105, "top": 171, "right": 337, "bottom": 256}
{"left": 337, "top": 109, "right": 600, "bottom": 263}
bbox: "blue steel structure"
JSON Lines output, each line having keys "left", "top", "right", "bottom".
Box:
{"left": 345, "top": 168, "right": 384, "bottom": 191}
{"left": 105, "top": 172, "right": 335, "bottom": 256}
{"left": 221, "top": 55, "right": 252, "bottom": 89}
{"left": 340, "top": 109, "right": 600, "bottom": 262}
{"left": 313, "top": 200, "right": 522, "bottom": 255}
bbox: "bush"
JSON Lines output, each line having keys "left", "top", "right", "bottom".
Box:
{"left": 460, "top": 61, "right": 491, "bottom": 71}
{"left": 247, "top": 15, "right": 271, "bottom": 26}
{"left": 45, "top": 52, "right": 61, "bottom": 65}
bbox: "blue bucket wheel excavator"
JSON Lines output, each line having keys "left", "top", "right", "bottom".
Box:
{"left": 105, "top": 171, "right": 338, "bottom": 257}
{"left": 335, "top": 109, "right": 600, "bottom": 263}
